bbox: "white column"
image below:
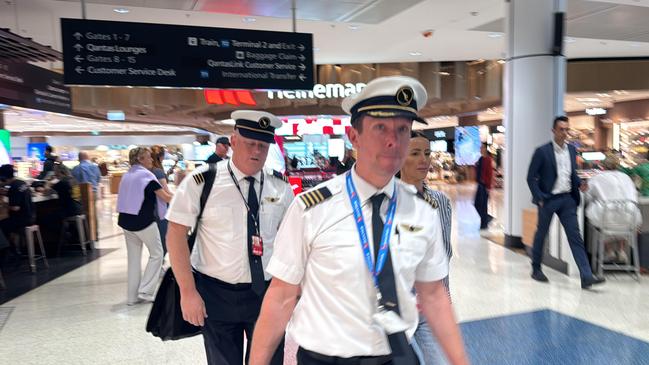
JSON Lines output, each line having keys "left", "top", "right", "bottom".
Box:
{"left": 503, "top": 0, "right": 566, "bottom": 247}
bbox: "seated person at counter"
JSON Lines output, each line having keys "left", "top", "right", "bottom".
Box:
{"left": 50, "top": 164, "right": 83, "bottom": 218}
{"left": 585, "top": 154, "right": 641, "bottom": 263}
{"left": 0, "top": 164, "right": 35, "bottom": 243}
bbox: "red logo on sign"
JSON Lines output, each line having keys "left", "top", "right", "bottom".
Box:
{"left": 204, "top": 89, "right": 257, "bottom": 106}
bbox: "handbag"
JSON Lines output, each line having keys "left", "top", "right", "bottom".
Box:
{"left": 146, "top": 163, "right": 216, "bottom": 341}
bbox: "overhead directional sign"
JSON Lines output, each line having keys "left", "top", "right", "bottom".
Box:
{"left": 61, "top": 18, "right": 314, "bottom": 89}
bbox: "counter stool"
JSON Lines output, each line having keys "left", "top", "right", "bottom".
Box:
{"left": 24, "top": 225, "right": 49, "bottom": 273}
{"left": 59, "top": 214, "right": 91, "bottom": 256}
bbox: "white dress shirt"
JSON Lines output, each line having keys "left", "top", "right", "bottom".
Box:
{"left": 267, "top": 167, "right": 448, "bottom": 357}
{"left": 166, "top": 160, "right": 294, "bottom": 283}
{"left": 585, "top": 170, "right": 641, "bottom": 228}
{"left": 552, "top": 140, "right": 572, "bottom": 194}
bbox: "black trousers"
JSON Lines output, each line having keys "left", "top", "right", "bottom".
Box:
{"left": 297, "top": 347, "right": 393, "bottom": 365}
{"left": 531, "top": 194, "right": 593, "bottom": 279}
{"left": 195, "top": 271, "right": 284, "bottom": 365}
{"left": 474, "top": 184, "right": 492, "bottom": 229}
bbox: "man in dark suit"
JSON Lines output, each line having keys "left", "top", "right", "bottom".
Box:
{"left": 205, "top": 136, "right": 230, "bottom": 164}
{"left": 527, "top": 116, "right": 605, "bottom": 289}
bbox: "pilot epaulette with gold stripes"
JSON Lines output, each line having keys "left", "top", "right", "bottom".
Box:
{"left": 299, "top": 187, "right": 333, "bottom": 209}
{"left": 193, "top": 172, "right": 206, "bottom": 185}
{"left": 272, "top": 170, "right": 289, "bottom": 184}
{"left": 418, "top": 192, "right": 438, "bottom": 209}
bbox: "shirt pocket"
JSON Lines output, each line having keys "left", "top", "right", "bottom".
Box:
{"left": 392, "top": 231, "right": 427, "bottom": 276}
{"left": 199, "top": 206, "right": 234, "bottom": 242}
{"left": 260, "top": 198, "right": 284, "bottom": 239}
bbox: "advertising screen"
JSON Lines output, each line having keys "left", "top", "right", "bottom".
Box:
{"left": 0, "top": 130, "right": 11, "bottom": 165}
{"left": 193, "top": 145, "right": 214, "bottom": 161}
{"left": 27, "top": 142, "right": 49, "bottom": 161}
{"left": 430, "top": 140, "right": 448, "bottom": 152}
{"left": 454, "top": 126, "right": 481, "bottom": 165}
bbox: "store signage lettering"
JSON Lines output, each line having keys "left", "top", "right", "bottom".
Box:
{"left": 61, "top": 19, "right": 314, "bottom": 89}
{"left": 267, "top": 83, "right": 366, "bottom": 100}
{"left": 0, "top": 62, "right": 72, "bottom": 115}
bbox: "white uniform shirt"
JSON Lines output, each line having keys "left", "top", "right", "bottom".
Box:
{"left": 552, "top": 140, "right": 572, "bottom": 194}
{"left": 166, "top": 160, "right": 294, "bottom": 283}
{"left": 267, "top": 168, "right": 448, "bottom": 357}
{"left": 585, "top": 170, "right": 641, "bottom": 228}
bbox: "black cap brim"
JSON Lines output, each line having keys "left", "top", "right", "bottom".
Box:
{"left": 236, "top": 127, "right": 276, "bottom": 144}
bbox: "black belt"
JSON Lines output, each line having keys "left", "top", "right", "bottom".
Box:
{"left": 298, "top": 347, "right": 392, "bottom": 365}
{"left": 193, "top": 269, "right": 268, "bottom": 291}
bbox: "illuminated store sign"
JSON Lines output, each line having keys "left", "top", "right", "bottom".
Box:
{"left": 267, "top": 83, "right": 366, "bottom": 100}
{"left": 585, "top": 107, "right": 606, "bottom": 116}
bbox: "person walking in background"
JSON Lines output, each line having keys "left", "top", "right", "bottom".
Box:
{"left": 150, "top": 145, "right": 172, "bottom": 254}
{"left": 399, "top": 131, "right": 454, "bottom": 365}
{"left": 72, "top": 151, "right": 101, "bottom": 195}
{"left": 527, "top": 115, "right": 605, "bottom": 289}
{"left": 474, "top": 143, "right": 493, "bottom": 230}
{"left": 117, "top": 147, "right": 173, "bottom": 305}
{"left": 166, "top": 111, "right": 293, "bottom": 365}
{"left": 205, "top": 136, "right": 231, "bottom": 164}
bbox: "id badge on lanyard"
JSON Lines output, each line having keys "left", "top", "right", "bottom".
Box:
{"left": 345, "top": 173, "right": 408, "bottom": 334}
{"left": 228, "top": 162, "right": 265, "bottom": 256}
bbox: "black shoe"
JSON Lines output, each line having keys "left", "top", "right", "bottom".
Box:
{"left": 581, "top": 275, "right": 606, "bottom": 289}
{"left": 531, "top": 270, "right": 549, "bottom": 282}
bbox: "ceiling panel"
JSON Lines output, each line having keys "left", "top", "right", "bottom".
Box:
{"left": 568, "top": 3, "right": 649, "bottom": 40}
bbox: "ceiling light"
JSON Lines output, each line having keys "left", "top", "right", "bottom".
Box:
{"left": 221, "top": 119, "right": 236, "bottom": 125}
{"left": 348, "top": 25, "right": 360, "bottom": 30}
{"left": 113, "top": 8, "right": 129, "bottom": 14}
{"left": 497, "top": 59, "right": 506, "bottom": 64}
{"left": 409, "top": 51, "right": 422, "bottom": 56}
{"left": 488, "top": 33, "right": 503, "bottom": 38}
{"left": 564, "top": 37, "right": 576, "bottom": 43}
{"left": 242, "top": 17, "right": 256, "bottom": 23}
{"left": 437, "top": 71, "right": 450, "bottom": 76}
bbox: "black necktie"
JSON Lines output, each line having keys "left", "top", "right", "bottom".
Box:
{"left": 370, "top": 193, "right": 400, "bottom": 314}
{"left": 371, "top": 194, "right": 417, "bottom": 363}
{"left": 245, "top": 176, "right": 265, "bottom": 296}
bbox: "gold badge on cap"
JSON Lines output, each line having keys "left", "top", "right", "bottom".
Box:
{"left": 396, "top": 86, "right": 414, "bottom": 106}
{"left": 259, "top": 117, "right": 271, "bottom": 129}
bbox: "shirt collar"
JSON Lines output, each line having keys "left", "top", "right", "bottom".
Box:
{"left": 552, "top": 140, "right": 567, "bottom": 152}
{"left": 350, "top": 166, "right": 395, "bottom": 202}
{"left": 228, "top": 161, "right": 261, "bottom": 183}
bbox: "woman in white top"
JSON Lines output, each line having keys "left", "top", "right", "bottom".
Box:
{"left": 585, "top": 154, "right": 641, "bottom": 263}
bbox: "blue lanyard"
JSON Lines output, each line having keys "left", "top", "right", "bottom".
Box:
{"left": 345, "top": 172, "right": 397, "bottom": 287}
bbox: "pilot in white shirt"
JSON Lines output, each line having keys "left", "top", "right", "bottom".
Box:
{"left": 249, "top": 76, "right": 469, "bottom": 365}
{"left": 166, "top": 110, "right": 293, "bottom": 365}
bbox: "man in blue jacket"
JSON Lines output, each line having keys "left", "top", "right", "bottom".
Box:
{"left": 527, "top": 116, "right": 605, "bottom": 289}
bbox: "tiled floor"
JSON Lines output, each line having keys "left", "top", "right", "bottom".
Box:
{"left": 0, "top": 185, "right": 647, "bottom": 364}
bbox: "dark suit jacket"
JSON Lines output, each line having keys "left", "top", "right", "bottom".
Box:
{"left": 205, "top": 153, "right": 223, "bottom": 164}
{"left": 527, "top": 142, "right": 582, "bottom": 206}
